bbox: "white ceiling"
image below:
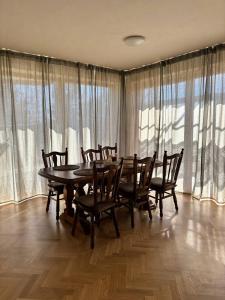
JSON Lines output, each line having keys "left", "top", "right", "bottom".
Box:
{"left": 0, "top": 0, "right": 225, "bottom": 70}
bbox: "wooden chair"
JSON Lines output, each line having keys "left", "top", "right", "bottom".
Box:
{"left": 117, "top": 152, "right": 157, "bottom": 228}
{"left": 41, "top": 148, "right": 68, "bottom": 221}
{"left": 81, "top": 147, "right": 103, "bottom": 163}
{"left": 81, "top": 147, "right": 103, "bottom": 194}
{"left": 72, "top": 159, "right": 124, "bottom": 249}
{"left": 150, "top": 149, "right": 184, "bottom": 218}
{"left": 98, "top": 143, "right": 117, "bottom": 161}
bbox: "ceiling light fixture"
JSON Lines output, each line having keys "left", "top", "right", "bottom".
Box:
{"left": 123, "top": 35, "right": 146, "bottom": 46}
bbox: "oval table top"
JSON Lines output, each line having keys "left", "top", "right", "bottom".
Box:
{"left": 38, "top": 162, "right": 118, "bottom": 184}
{"left": 39, "top": 163, "right": 94, "bottom": 184}
{"left": 38, "top": 158, "right": 163, "bottom": 184}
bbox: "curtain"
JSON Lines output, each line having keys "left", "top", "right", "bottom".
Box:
{"left": 0, "top": 51, "right": 122, "bottom": 204}
{"left": 124, "top": 45, "right": 225, "bottom": 204}
{"left": 1, "top": 45, "right": 225, "bottom": 205}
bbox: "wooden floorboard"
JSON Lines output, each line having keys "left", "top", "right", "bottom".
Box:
{"left": 0, "top": 194, "right": 225, "bottom": 300}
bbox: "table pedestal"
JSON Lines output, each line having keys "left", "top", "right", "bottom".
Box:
{"left": 60, "top": 183, "right": 90, "bottom": 234}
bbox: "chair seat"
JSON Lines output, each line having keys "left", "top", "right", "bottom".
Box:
{"left": 118, "top": 182, "right": 133, "bottom": 194}
{"left": 150, "top": 177, "right": 176, "bottom": 191}
{"left": 48, "top": 181, "right": 64, "bottom": 193}
{"left": 118, "top": 182, "right": 149, "bottom": 198}
{"left": 74, "top": 194, "right": 115, "bottom": 212}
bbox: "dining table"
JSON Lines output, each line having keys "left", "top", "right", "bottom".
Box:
{"left": 38, "top": 157, "right": 163, "bottom": 232}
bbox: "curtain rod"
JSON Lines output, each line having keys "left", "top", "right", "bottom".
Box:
{"left": 0, "top": 48, "right": 122, "bottom": 74}
{"left": 1, "top": 43, "right": 224, "bottom": 74}
{"left": 124, "top": 42, "right": 225, "bottom": 74}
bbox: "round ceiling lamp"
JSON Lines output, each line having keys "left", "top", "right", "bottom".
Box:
{"left": 123, "top": 35, "right": 146, "bottom": 46}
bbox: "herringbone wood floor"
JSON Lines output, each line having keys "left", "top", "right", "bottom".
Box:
{"left": 0, "top": 194, "right": 225, "bottom": 300}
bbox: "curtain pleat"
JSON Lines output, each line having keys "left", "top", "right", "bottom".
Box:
{"left": 124, "top": 45, "right": 225, "bottom": 204}
{"left": 0, "top": 51, "right": 122, "bottom": 204}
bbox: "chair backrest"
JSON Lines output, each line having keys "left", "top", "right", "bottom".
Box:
{"left": 92, "top": 158, "right": 123, "bottom": 206}
{"left": 81, "top": 147, "right": 103, "bottom": 163}
{"left": 162, "top": 148, "right": 184, "bottom": 186}
{"left": 133, "top": 152, "right": 157, "bottom": 197}
{"left": 98, "top": 143, "right": 117, "bottom": 160}
{"left": 42, "top": 148, "right": 68, "bottom": 168}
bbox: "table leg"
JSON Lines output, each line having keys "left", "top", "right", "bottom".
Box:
{"left": 76, "top": 184, "right": 86, "bottom": 196}
{"left": 64, "top": 184, "right": 74, "bottom": 217}
{"left": 75, "top": 183, "right": 91, "bottom": 235}
{"left": 60, "top": 183, "right": 90, "bottom": 235}
{"left": 59, "top": 184, "right": 75, "bottom": 224}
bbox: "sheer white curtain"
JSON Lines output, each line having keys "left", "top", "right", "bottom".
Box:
{"left": 0, "top": 51, "right": 122, "bottom": 204}
{"left": 191, "top": 48, "right": 225, "bottom": 203}
{"left": 124, "top": 45, "right": 225, "bottom": 204}
{"left": 1, "top": 46, "right": 225, "bottom": 204}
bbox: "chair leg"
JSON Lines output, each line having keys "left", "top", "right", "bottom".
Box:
{"left": 130, "top": 199, "right": 134, "bottom": 228}
{"left": 79, "top": 210, "right": 91, "bottom": 235}
{"left": 95, "top": 212, "right": 101, "bottom": 227}
{"left": 46, "top": 190, "right": 51, "bottom": 212}
{"left": 159, "top": 193, "right": 163, "bottom": 218}
{"left": 111, "top": 208, "right": 120, "bottom": 238}
{"left": 147, "top": 201, "right": 152, "bottom": 221}
{"left": 72, "top": 207, "right": 79, "bottom": 236}
{"left": 155, "top": 192, "right": 158, "bottom": 206}
{"left": 172, "top": 189, "right": 178, "bottom": 211}
{"left": 87, "top": 184, "right": 92, "bottom": 195}
{"left": 56, "top": 193, "right": 60, "bottom": 221}
{"left": 90, "top": 215, "right": 95, "bottom": 249}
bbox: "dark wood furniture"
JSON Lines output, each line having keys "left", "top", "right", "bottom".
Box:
{"left": 81, "top": 147, "right": 103, "bottom": 163}
{"left": 118, "top": 152, "right": 157, "bottom": 228}
{"left": 38, "top": 162, "right": 118, "bottom": 225}
{"left": 72, "top": 159, "right": 123, "bottom": 249}
{"left": 41, "top": 148, "right": 68, "bottom": 221}
{"left": 38, "top": 157, "right": 163, "bottom": 227}
{"left": 98, "top": 143, "right": 117, "bottom": 160}
{"left": 80, "top": 147, "right": 104, "bottom": 194}
{"left": 150, "top": 149, "right": 184, "bottom": 218}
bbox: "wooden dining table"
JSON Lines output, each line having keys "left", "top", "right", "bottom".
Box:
{"left": 38, "top": 158, "right": 163, "bottom": 230}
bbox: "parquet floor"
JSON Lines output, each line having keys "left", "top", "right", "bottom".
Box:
{"left": 0, "top": 194, "right": 225, "bottom": 300}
